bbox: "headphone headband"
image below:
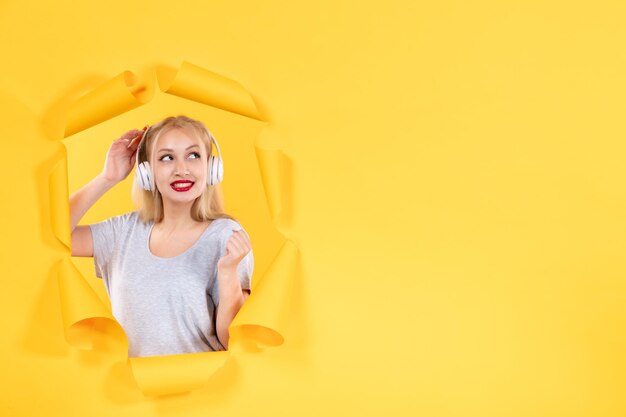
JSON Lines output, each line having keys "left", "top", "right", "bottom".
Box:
{"left": 135, "top": 125, "right": 150, "bottom": 167}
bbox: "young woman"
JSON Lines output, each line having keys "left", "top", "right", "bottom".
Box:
{"left": 69, "top": 115, "right": 253, "bottom": 358}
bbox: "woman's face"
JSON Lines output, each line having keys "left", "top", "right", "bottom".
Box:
{"left": 150, "top": 127, "right": 208, "bottom": 204}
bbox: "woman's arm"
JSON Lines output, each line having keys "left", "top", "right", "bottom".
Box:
{"left": 70, "top": 129, "right": 143, "bottom": 233}
{"left": 70, "top": 175, "right": 117, "bottom": 232}
{"left": 215, "top": 230, "right": 253, "bottom": 349}
{"left": 69, "top": 129, "right": 143, "bottom": 256}
{"left": 215, "top": 267, "right": 248, "bottom": 349}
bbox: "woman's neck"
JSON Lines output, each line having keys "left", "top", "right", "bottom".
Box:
{"left": 159, "top": 200, "right": 200, "bottom": 230}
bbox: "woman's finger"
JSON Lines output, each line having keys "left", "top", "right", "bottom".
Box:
{"left": 240, "top": 230, "right": 252, "bottom": 247}
{"left": 227, "top": 236, "right": 244, "bottom": 255}
{"left": 127, "top": 135, "right": 141, "bottom": 149}
{"left": 231, "top": 231, "right": 251, "bottom": 252}
{"left": 233, "top": 229, "right": 252, "bottom": 247}
{"left": 117, "top": 129, "right": 143, "bottom": 141}
{"left": 226, "top": 240, "right": 242, "bottom": 259}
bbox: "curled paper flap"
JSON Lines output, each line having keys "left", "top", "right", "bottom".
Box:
{"left": 64, "top": 71, "right": 148, "bottom": 137}
{"left": 56, "top": 258, "right": 124, "bottom": 350}
{"left": 157, "top": 61, "right": 263, "bottom": 121}
{"left": 230, "top": 239, "right": 298, "bottom": 347}
{"left": 48, "top": 155, "right": 71, "bottom": 250}
{"left": 254, "top": 147, "right": 290, "bottom": 224}
{"left": 129, "top": 351, "right": 230, "bottom": 397}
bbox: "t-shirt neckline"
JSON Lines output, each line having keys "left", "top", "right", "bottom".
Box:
{"left": 146, "top": 220, "right": 220, "bottom": 260}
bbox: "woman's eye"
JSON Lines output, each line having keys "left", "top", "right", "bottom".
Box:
{"left": 158, "top": 152, "right": 199, "bottom": 161}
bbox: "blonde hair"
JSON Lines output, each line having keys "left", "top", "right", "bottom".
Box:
{"left": 131, "top": 115, "right": 235, "bottom": 224}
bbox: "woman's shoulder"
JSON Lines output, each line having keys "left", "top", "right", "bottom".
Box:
{"left": 109, "top": 210, "right": 142, "bottom": 224}
{"left": 102, "top": 211, "right": 152, "bottom": 231}
{"left": 92, "top": 210, "right": 138, "bottom": 226}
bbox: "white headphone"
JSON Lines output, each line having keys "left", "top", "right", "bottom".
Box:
{"left": 134, "top": 125, "right": 224, "bottom": 192}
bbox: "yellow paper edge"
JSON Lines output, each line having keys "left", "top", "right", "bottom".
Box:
{"left": 53, "top": 61, "right": 298, "bottom": 397}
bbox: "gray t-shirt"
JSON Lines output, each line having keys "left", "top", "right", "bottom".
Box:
{"left": 89, "top": 211, "right": 253, "bottom": 358}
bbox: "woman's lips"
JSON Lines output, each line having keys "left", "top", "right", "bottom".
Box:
{"left": 170, "top": 180, "right": 195, "bottom": 192}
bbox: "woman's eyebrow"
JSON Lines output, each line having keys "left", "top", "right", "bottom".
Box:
{"left": 157, "top": 145, "right": 200, "bottom": 152}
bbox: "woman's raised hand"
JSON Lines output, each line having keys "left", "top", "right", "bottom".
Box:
{"left": 217, "top": 230, "right": 252, "bottom": 273}
{"left": 100, "top": 128, "right": 145, "bottom": 184}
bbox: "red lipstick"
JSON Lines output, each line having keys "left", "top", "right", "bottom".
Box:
{"left": 170, "top": 180, "right": 194, "bottom": 192}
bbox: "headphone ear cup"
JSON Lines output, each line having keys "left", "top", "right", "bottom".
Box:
{"left": 207, "top": 156, "right": 224, "bottom": 185}
{"left": 135, "top": 163, "right": 145, "bottom": 189}
{"left": 207, "top": 156, "right": 214, "bottom": 186}
{"left": 216, "top": 158, "right": 223, "bottom": 183}
{"left": 144, "top": 162, "right": 154, "bottom": 191}
{"left": 136, "top": 161, "right": 154, "bottom": 191}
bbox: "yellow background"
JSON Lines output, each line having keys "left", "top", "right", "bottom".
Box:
{"left": 1, "top": 1, "right": 625, "bottom": 416}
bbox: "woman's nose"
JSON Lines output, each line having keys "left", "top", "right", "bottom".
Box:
{"left": 175, "top": 160, "right": 189, "bottom": 175}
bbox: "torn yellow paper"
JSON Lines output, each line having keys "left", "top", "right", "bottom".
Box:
{"left": 57, "top": 258, "right": 125, "bottom": 350}
{"left": 230, "top": 239, "right": 298, "bottom": 347}
{"left": 255, "top": 147, "right": 291, "bottom": 225}
{"left": 48, "top": 156, "right": 71, "bottom": 250}
{"left": 157, "top": 62, "right": 262, "bottom": 121}
{"left": 55, "top": 61, "right": 298, "bottom": 397}
{"left": 64, "top": 71, "right": 149, "bottom": 137}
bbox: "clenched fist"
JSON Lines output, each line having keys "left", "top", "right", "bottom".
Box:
{"left": 217, "top": 229, "right": 252, "bottom": 273}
